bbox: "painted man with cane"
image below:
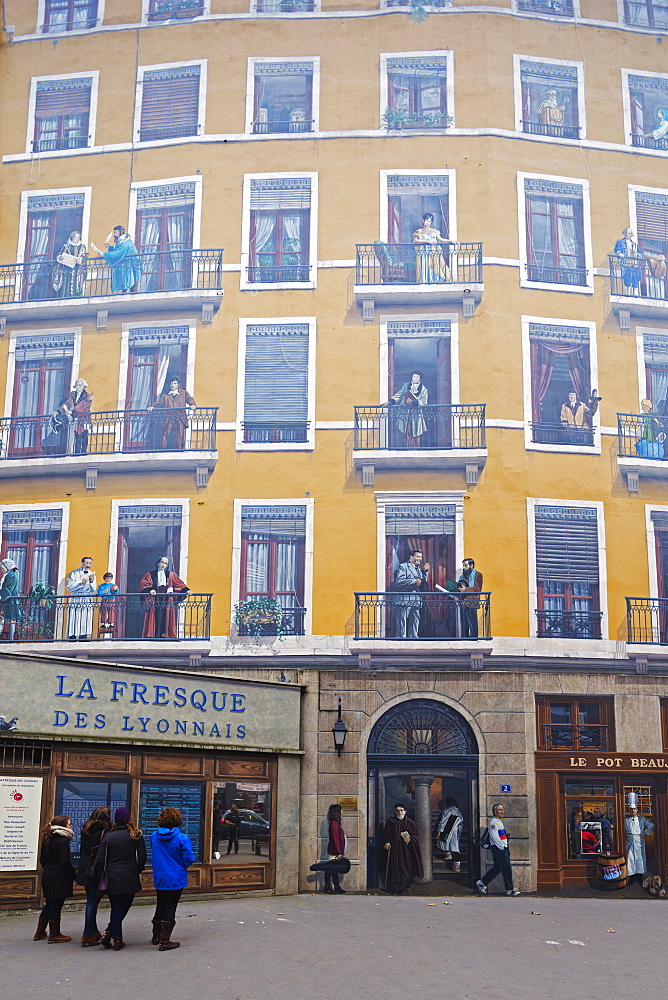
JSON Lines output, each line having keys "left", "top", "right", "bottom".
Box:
{"left": 380, "top": 803, "right": 423, "bottom": 894}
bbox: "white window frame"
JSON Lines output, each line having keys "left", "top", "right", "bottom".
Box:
{"left": 128, "top": 174, "right": 203, "bottom": 252}
{"left": 379, "top": 168, "right": 456, "bottom": 244}
{"left": 3, "top": 327, "right": 82, "bottom": 421}
{"left": 379, "top": 51, "right": 455, "bottom": 130}
{"left": 240, "top": 171, "right": 318, "bottom": 291}
{"left": 117, "top": 320, "right": 197, "bottom": 416}
{"left": 379, "top": 313, "right": 459, "bottom": 404}
{"left": 140, "top": 0, "right": 211, "bottom": 20}
{"left": 527, "top": 497, "right": 607, "bottom": 640}
{"left": 245, "top": 57, "right": 319, "bottom": 136}
{"left": 16, "top": 186, "right": 92, "bottom": 265}
{"left": 108, "top": 498, "right": 190, "bottom": 589}
{"left": 617, "top": 0, "right": 666, "bottom": 28}
{"left": 25, "top": 71, "right": 99, "bottom": 156}
{"left": 627, "top": 182, "right": 668, "bottom": 243}
{"left": 518, "top": 171, "right": 593, "bottom": 293}
{"left": 133, "top": 61, "right": 207, "bottom": 144}
{"left": 0, "top": 501, "right": 70, "bottom": 593}
{"left": 512, "top": 55, "right": 585, "bottom": 139}
{"left": 622, "top": 68, "right": 668, "bottom": 149}
{"left": 37, "top": 0, "right": 106, "bottom": 34}
{"left": 634, "top": 325, "right": 668, "bottom": 410}
{"left": 521, "top": 315, "right": 600, "bottom": 454}
{"left": 646, "top": 503, "right": 668, "bottom": 599}
{"left": 231, "top": 498, "right": 314, "bottom": 635}
{"left": 374, "top": 490, "right": 465, "bottom": 593}
{"left": 236, "top": 317, "right": 316, "bottom": 451}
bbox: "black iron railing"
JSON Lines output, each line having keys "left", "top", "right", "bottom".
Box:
{"left": 0, "top": 249, "right": 223, "bottom": 304}
{"left": 541, "top": 723, "right": 609, "bottom": 750}
{"left": 0, "top": 594, "right": 212, "bottom": 643}
{"left": 242, "top": 420, "right": 309, "bottom": 444}
{"left": 531, "top": 421, "right": 595, "bottom": 446}
{"left": 535, "top": 608, "right": 602, "bottom": 639}
{"left": 618, "top": 412, "right": 667, "bottom": 460}
{"left": 609, "top": 254, "right": 667, "bottom": 300}
{"left": 526, "top": 262, "right": 587, "bottom": 285}
{"left": 251, "top": 120, "right": 314, "bottom": 134}
{"left": 630, "top": 133, "right": 668, "bottom": 151}
{"left": 254, "top": 0, "right": 316, "bottom": 9}
{"left": 246, "top": 263, "right": 311, "bottom": 283}
{"left": 516, "top": 0, "right": 574, "bottom": 13}
{"left": 32, "top": 134, "right": 90, "bottom": 153}
{"left": 354, "top": 592, "right": 491, "bottom": 641}
{"left": 355, "top": 242, "right": 483, "bottom": 286}
{"left": 148, "top": 1, "right": 205, "bottom": 18}
{"left": 0, "top": 408, "right": 217, "bottom": 460}
{"left": 626, "top": 597, "right": 668, "bottom": 644}
{"left": 354, "top": 404, "right": 486, "bottom": 451}
{"left": 139, "top": 125, "right": 199, "bottom": 142}
{"left": 521, "top": 121, "right": 580, "bottom": 140}
{"left": 236, "top": 606, "right": 306, "bottom": 637}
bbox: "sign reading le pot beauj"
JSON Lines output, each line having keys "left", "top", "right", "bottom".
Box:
{"left": 0, "top": 657, "right": 300, "bottom": 752}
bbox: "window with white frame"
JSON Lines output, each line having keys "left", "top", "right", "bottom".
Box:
{"left": 31, "top": 77, "right": 93, "bottom": 153}
{"left": 138, "top": 65, "right": 202, "bottom": 143}
{"left": 627, "top": 74, "right": 668, "bottom": 151}
{"left": 387, "top": 174, "right": 450, "bottom": 244}
{"left": 247, "top": 177, "right": 312, "bottom": 283}
{"left": 134, "top": 182, "right": 195, "bottom": 292}
{"left": 41, "top": 0, "right": 99, "bottom": 32}
{"left": 524, "top": 177, "right": 587, "bottom": 286}
{"left": 516, "top": 0, "right": 574, "bottom": 15}
{"left": 384, "top": 55, "right": 450, "bottom": 129}
{"left": 642, "top": 333, "right": 668, "bottom": 408}
{"left": 650, "top": 510, "right": 668, "bottom": 597}
{"left": 635, "top": 191, "right": 668, "bottom": 298}
{"left": 250, "top": 61, "right": 314, "bottom": 134}
{"left": 146, "top": 0, "right": 205, "bottom": 19}
{"left": 239, "top": 505, "right": 307, "bottom": 634}
{"left": 0, "top": 508, "right": 63, "bottom": 591}
{"left": 527, "top": 323, "right": 596, "bottom": 447}
{"left": 240, "top": 323, "right": 312, "bottom": 447}
{"left": 534, "top": 504, "right": 601, "bottom": 639}
{"left": 7, "top": 332, "right": 75, "bottom": 458}
{"left": 622, "top": 0, "right": 668, "bottom": 29}
{"left": 519, "top": 60, "right": 580, "bottom": 140}
{"left": 21, "top": 192, "right": 85, "bottom": 301}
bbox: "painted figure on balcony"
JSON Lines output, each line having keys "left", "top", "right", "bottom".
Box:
{"left": 458, "top": 557, "right": 483, "bottom": 638}
{"left": 613, "top": 228, "right": 644, "bottom": 290}
{"left": 66, "top": 556, "right": 96, "bottom": 641}
{"left": 412, "top": 213, "right": 455, "bottom": 283}
{"left": 52, "top": 231, "right": 87, "bottom": 298}
{"left": 536, "top": 88, "right": 565, "bottom": 131}
{"left": 388, "top": 371, "right": 428, "bottom": 447}
{"left": 635, "top": 399, "right": 665, "bottom": 459}
{"left": 148, "top": 377, "right": 196, "bottom": 450}
{"left": 91, "top": 226, "right": 142, "bottom": 293}
{"left": 97, "top": 572, "right": 119, "bottom": 636}
{"left": 0, "top": 559, "right": 22, "bottom": 641}
{"left": 560, "top": 389, "right": 600, "bottom": 444}
{"left": 139, "top": 556, "right": 190, "bottom": 639}
{"left": 644, "top": 106, "right": 668, "bottom": 143}
{"left": 53, "top": 379, "right": 93, "bottom": 456}
{"left": 393, "top": 548, "right": 430, "bottom": 639}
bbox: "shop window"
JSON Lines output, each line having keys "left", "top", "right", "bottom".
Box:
{"left": 240, "top": 322, "right": 312, "bottom": 447}
{"left": 564, "top": 779, "right": 616, "bottom": 859}
{"left": 623, "top": 0, "right": 668, "bottom": 29}
{"left": 134, "top": 182, "right": 195, "bottom": 292}
{"left": 8, "top": 332, "right": 74, "bottom": 458}
{"left": 137, "top": 65, "right": 202, "bottom": 143}
{"left": 536, "top": 696, "right": 614, "bottom": 750}
{"left": 139, "top": 781, "right": 204, "bottom": 863}
{"left": 212, "top": 780, "right": 272, "bottom": 862}
{"left": 628, "top": 74, "right": 668, "bottom": 151}
{"left": 251, "top": 61, "right": 314, "bottom": 134}
{"left": 523, "top": 177, "right": 587, "bottom": 287}
{"left": 32, "top": 77, "right": 93, "bottom": 153}
{"left": 41, "top": 0, "right": 99, "bottom": 33}
{"left": 387, "top": 174, "right": 449, "bottom": 244}
{"left": 247, "top": 177, "right": 312, "bottom": 284}
{"left": 21, "top": 191, "right": 85, "bottom": 300}
{"left": 54, "top": 776, "right": 130, "bottom": 863}
{"left": 385, "top": 56, "right": 449, "bottom": 129}
{"left": 528, "top": 322, "right": 595, "bottom": 448}
{"left": 518, "top": 60, "right": 580, "bottom": 140}
{"left": 534, "top": 505, "right": 601, "bottom": 639}
{"left": 0, "top": 508, "right": 62, "bottom": 592}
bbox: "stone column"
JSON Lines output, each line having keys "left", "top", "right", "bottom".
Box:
{"left": 413, "top": 774, "right": 434, "bottom": 884}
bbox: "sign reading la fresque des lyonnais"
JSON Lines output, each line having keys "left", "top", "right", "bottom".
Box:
{"left": 0, "top": 656, "right": 301, "bottom": 752}
{"left": 0, "top": 776, "right": 43, "bottom": 872}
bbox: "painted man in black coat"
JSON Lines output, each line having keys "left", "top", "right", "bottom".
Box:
{"left": 380, "top": 803, "right": 424, "bottom": 894}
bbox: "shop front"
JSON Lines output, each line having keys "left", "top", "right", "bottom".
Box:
{"left": 0, "top": 653, "right": 302, "bottom": 909}
{"left": 535, "top": 751, "right": 667, "bottom": 891}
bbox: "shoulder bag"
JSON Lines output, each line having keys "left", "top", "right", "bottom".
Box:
{"left": 97, "top": 836, "right": 109, "bottom": 893}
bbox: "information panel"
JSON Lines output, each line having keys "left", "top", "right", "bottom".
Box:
{"left": 0, "top": 775, "right": 43, "bottom": 872}
{"left": 139, "top": 781, "right": 204, "bottom": 863}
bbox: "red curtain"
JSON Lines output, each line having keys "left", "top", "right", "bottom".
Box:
{"left": 531, "top": 339, "right": 588, "bottom": 422}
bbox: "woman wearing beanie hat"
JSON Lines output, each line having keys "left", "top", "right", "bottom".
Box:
{"left": 94, "top": 806, "right": 146, "bottom": 950}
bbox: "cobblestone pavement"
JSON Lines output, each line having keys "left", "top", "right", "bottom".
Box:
{"left": 2, "top": 892, "right": 664, "bottom": 1000}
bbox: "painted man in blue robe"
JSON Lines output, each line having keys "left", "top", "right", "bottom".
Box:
{"left": 92, "top": 226, "right": 142, "bottom": 293}
{"left": 613, "top": 227, "right": 644, "bottom": 290}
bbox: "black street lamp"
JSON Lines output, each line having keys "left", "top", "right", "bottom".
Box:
{"left": 332, "top": 697, "right": 347, "bottom": 757}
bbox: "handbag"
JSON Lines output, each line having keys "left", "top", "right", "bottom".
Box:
{"left": 97, "top": 836, "right": 109, "bottom": 893}
{"left": 85, "top": 842, "right": 100, "bottom": 879}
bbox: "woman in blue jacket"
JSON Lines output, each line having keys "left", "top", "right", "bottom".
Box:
{"left": 150, "top": 807, "right": 195, "bottom": 951}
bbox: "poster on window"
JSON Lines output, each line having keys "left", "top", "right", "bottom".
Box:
{"left": 579, "top": 820, "right": 602, "bottom": 855}
{"left": 0, "top": 775, "right": 43, "bottom": 872}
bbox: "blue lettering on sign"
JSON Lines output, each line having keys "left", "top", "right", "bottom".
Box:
{"left": 500, "top": 784, "right": 512, "bottom": 793}
{"left": 54, "top": 711, "right": 69, "bottom": 726}
{"left": 55, "top": 675, "right": 74, "bottom": 697}
{"left": 77, "top": 678, "right": 96, "bottom": 700}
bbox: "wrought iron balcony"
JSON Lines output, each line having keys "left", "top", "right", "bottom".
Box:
{"left": 526, "top": 262, "right": 587, "bottom": 285}
{"left": 516, "top": 0, "right": 574, "bottom": 13}
{"left": 32, "top": 135, "right": 90, "bottom": 153}
{"left": 0, "top": 593, "right": 212, "bottom": 643}
{"left": 626, "top": 597, "right": 668, "bottom": 644}
{"left": 541, "top": 723, "right": 609, "bottom": 750}
{"left": 354, "top": 404, "right": 485, "bottom": 451}
{"left": 530, "top": 421, "right": 595, "bottom": 447}
{"left": 242, "top": 420, "right": 309, "bottom": 444}
{"left": 246, "top": 263, "right": 311, "bottom": 283}
{"left": 618, "top": 412, "right": 667, "bottom": 461}
{"left": 535, "top": 608, "right": 602, "bottom": 640}
{"left": 148, "top": 1, "right": 205, "bottom": 18}
{"left": 630, "top": 133, "right": 668, "bottom": 151}
{"left": 251, "top": 120, "right": 314, "bottom": 134}
{"left": 521, "top": 121, "right": 581, "bottom": 140}
{"left": 354, "top": 592, "right": 491, "bottom": 641}
{"left": 609, "top": 254, "right": 667, "bottom": 301}
{"left": 355, "top": 243, "right": 483, "bottom": 287}
{"left": 236, "top": 606, "right": 306, "bottom": 637}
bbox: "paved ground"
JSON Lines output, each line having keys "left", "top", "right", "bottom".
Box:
{"left": 2, "top": 892, "right": 666, "bottom": 1000}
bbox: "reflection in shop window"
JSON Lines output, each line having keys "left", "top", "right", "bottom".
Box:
{"left": 54, "top": 777, "right": 130, "bottom": 863}
{"left": 212, "top": 780, "right": 271, "bottom": 862}
{"left": 564, "top": 779, "right": 615, "bottom": 859}
{"left": 139, "top": 781, "right": 204, "bottom": 863}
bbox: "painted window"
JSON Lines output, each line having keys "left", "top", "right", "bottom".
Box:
{"left": 251, "top": 62, "right": 313, "bottom": 134}
{"left": 240, "top": 505, "right": 306, "bottom": 609}
{"left": 528, "top": 323, "right": 594, "bottom": 446}
{"left": 387, "top": 320, "right": 451, "bottom": 447}
{"left": 385, "top": 503, "right": 456, "bottom": 592}
{"left": 0, "top": 509, "right": 62, "bottom": 591}
{"left": 524, "top": 178, "right": 586, "bottom": 286}
{"left": 42, "top": 0, "right": 98, "bottom": 32}
{"left": 32, "top": 78, "right": 92, "bottom": 153}
{"left": 139, "top": 65, "right": 201, "bottom": 142}
{"left": 135, "top": 182, "right": 195, "bottom": 291}
{"left": 387, "top": 175, "right": 449, "bottom": 244}
{"left": 242, "top": 324, "right": 310, "bottom": 444}
{"left": 9, "top": 333, "right": 74, "bottom": 457}
{"left": 643, "top": 334, "right": 668, "bottom": 414}
{"left": 534, "top": 505, "right": 601, "bottom": 639}
{"left": 248, "top": 178, "right": 311, "bottom": 283}
{"left": 628, "top": 75, "right": 668, "bottom": 151}
{"left": 125, "top": 326, "right": 189, "bottom": 449}
{"left": 22, "top": 192, "right": 85, "bottom": 300}
{"left": 385, "top": 56, "right": 448, "bottom": 128}
{"left": 516, "top": 0, "right": 574, "bottom": 14}
{"left": 147, "top": 0, "right": 205, "bottom": 18}
{"left": 650, "top": 511, "right": 668, "bottom": 598}
{"left": 116, "top": 503, "right": 183, "bottom": 596}
{"left": 252, "top": 0, "right": 316, "bottom": 11}
{"left": 536, "top": 695, "right": 614, "bottom": 751}
{"left": 636, "top": 190, "right": 668, "bottom": 275}
{"left": 519, "top": 61, "right": 579, "bottom": 139}
{"left": 623, "top": 0, "right": 668, "bottom": 29}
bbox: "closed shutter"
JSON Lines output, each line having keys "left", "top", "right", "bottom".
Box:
{"left": 35, "top": 78, "right": 91, "bottom": 119}
{"left": 636, "top": 193, "right": 668, "bottom": 249}
{"left": 140, "top": 66, "right": 200, "bottom": 142}
{"left": 535, "top": 506, "right": 599, "bottom": 584}
{"left": 243, "top": 325, "right": 309, "bottom": 439}
{"left": 385, "top": 504, "right": 456, "bottom": 536}
{"left": 241, "top": 506, "right": 307, "bottom": 538}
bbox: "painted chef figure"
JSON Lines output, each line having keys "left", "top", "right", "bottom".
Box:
{"left": 625, "top": 791, "right": 654, "bottom": 879}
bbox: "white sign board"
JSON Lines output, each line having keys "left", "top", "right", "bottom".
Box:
{"left": 0, "top": 775, "right": 43, "bottom": 872}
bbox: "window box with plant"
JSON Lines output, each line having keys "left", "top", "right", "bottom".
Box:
{"left": 149, "top": 1, "right": 204, "bottom": 20}
{"left": 383, "top": 107, "right": 453, "bottom": 130}
{"left": 233, "top": 597, "right": 286, "bottom": 640}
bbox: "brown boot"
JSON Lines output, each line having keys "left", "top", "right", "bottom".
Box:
{"left": 113, "top": 937, "right": 125, "bottom": 951}
{"left": 81, "top": 934, "right": 100, "bottom": 947}
{"left": 47, "top": 920, "right": 72, "bottom": 943}
{"left": 33, "top": 916, "right": 49, "bottom": 941}
{"left": 158, "top": 920, "right": 180, "bottom": 951}
{"left": 151, "top": 919, "right": 161, "bottom": 945}
{"left": 99, "top": 929, "right": 112, "bottom": 949}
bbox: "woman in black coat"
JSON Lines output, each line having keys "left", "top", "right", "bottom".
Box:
{"left": 76, "top": 805, "right": 111, "bottom": 946}
{"left": 34, "top": 814, "right": 76, "bottom": 944}
{"left": 95, "top": 806, "right": 146, "bottom": 951}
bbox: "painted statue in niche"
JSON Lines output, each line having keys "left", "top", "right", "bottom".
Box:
{"left": 91, "top": 225, "right": 142, "bottom": 293}
{"left": 387, "top": 370, "right": 428, "bottom": 447}
{"left": 139, "top": 556, "right": 190, "bottom": 639}
{"left": 52, "top": 231, "right": 87, "bottom": 297}
{"left": 148, "top": 376, "right": 196, "bottom": 450}
{"left": 535, "top": 88, "right": 566, "bottom": 131}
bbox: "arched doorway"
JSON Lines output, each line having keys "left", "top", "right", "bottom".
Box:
{"left": 367, "top": 698, "right": 479, "bottom": 890}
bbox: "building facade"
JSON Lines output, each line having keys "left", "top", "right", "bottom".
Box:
{"left": 2, "top": 0, "right": 668, "bottom": 905}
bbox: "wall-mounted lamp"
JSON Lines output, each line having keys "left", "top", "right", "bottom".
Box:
{"left": 332, "top": 697, "right": 348, "bottom": 757}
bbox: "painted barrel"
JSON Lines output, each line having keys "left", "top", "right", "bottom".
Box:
{"left": 597, "top": 853, "right": 628, "bottom": 889}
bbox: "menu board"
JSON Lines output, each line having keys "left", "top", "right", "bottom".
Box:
{"left": 0, "top": 776, "right": 43, "bottom": 872}
{"left": 139, "top": 781, "right": 204, "bottom": 863}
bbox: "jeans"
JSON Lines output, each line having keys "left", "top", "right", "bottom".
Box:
{"left": 226, "top": 829, "right": 239, "bottom": 854}
{"left": 106, "top": 892, "right": 135, "bottom": 939}
{"left": 83, "top": 884, "right": 102, "bottom": 935}
{"left": 153, "top": 888, "right": 183, "bottom": 925}
{"left": 481, "top": 844, "right": 514, "bottom": 891}
{"left": 40, "top": 897, "right": 64, "bottom": 921}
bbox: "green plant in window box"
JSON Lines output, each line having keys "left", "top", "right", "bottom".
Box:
{"left": 233, "top": 597, "right": 286, "bottom": 640}
{"left": 383, "top": 107, "right": 454, "bottom": 130}
{"left": 15, "top": 583, "right": 56, "bottom": 641}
